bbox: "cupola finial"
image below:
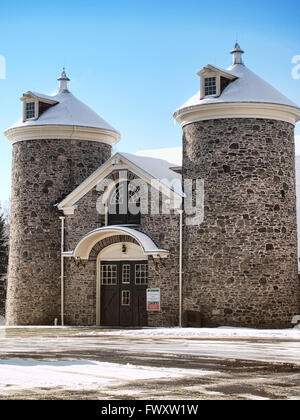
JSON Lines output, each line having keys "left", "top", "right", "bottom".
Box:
{"left": 230, "top": 42, "right": 244, "bottom": 65}
{"left": 57, "top": 68, "right": 70, "bottom": 92}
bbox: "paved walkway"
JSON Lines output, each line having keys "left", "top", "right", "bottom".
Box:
{"left": 0, "top": 327, "right": 300, "bottom": 365}
{"left": 0, "top": 327, "right": 299, "bottom": 400}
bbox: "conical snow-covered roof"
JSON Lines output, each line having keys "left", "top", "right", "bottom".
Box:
{"left": 5, "top": 70, "right": 120, "bottom": 144}
{"left": 174, "top": 45, "right": 300, "bottom": 126}
{"left": 178, "top": 63, "right": 299, "bottom": 109}
{"left": 9, "top": 89, "right": 119, "bottom": 133}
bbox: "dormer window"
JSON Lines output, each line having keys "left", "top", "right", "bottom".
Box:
{"left": 204, "top": 77, "right": 217, "bottom": 96}
{"left": 25, "top": 102, "right": 35, "bottom": 120}
{"left": 21, "top": 92, "right": 59, "bottom": 122}
{"left": 23, "top": 100, "right": 39, "bottom": 121}
{"left": 198, "top": 65, "right": 238, "bottom": 99}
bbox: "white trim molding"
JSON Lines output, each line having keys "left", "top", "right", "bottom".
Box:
{"left": 4, "top": 124, "right": 120, "bottom": 145}
{"left": 23, "top": 99, "right": 39, "bottom": 122}
{"left": 60, "top": 206, "right": 78, "bottom": 216}
{"left": 98, "top": 242, "right": 147, "bottom": 261}
{"left": 198, "top": 65, "right": 237, "bottom": 100}
{"left": 21, "top": 91, "right": 59, "bottom": 105}
{"left": 65, "top": 226, "right": 169, "bottom": 260}
{"left": 57, "top": 152, "right": 183, "bottom": 215}
{"left": 174, "top": 102, "right": 300, "bottom": 127}
{"left": 96, "top": 242, "right": 149, "bottom": 325}
{"left": 21, "top": 92, "right": 59, "bottom": 123}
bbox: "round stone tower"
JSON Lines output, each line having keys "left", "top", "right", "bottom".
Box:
{"left": 5, "top": 70, "right": 120, "bottom": 325}
{"left": 174, "top": 45, "right": 300, "bottom": 328}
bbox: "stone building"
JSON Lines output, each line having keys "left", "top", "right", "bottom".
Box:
{"left": 4, "top": 45, "right": 300, "bottom": 328}
{"left": 0, "top": 278, "right": 6, "bottom": 320}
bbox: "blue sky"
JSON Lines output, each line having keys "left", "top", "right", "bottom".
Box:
{"left": 0, "top": 0, "right": 300, "bottom": 203}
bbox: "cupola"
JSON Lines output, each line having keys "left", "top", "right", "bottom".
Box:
{"left": 230, "top": 42, "right": 244, "bottom": 65}
{"left": 57, "top": 68, "right": 70, "bottom": 92}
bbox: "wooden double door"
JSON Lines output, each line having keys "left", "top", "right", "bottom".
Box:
{"left": 100, "top": 261, "right": 148, "bottom": 327}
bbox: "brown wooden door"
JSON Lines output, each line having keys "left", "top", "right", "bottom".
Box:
{"left": 100, "top": 261, "right": 148, "bottom": 327}
{"left": 100, "top": 263, "right": 119, "bottom": 326}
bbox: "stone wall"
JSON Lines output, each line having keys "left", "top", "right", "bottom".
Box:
{"left": 6, "top": 138, "right": 111, "bottom": 325}
{"left": 0, "top": 276, "right": 6, "bottom": 318}
{"left": 63, "top": 170, "right": 180, "bottom": 326}
{"left": 140, "top": 213, "right": 180, "bottom": 327}
{"left": 182, "top": 118, "right": 300, "bottom": 329}
{"left": 64, "top": 235, "right": 138, "bottom": 325}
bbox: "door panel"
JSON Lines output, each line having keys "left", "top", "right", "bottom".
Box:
{"left": 133, "top": 287, "right": 148, "bottom": 327}
{"left": 100, "top": 287, "right": 119, "bottom": 326}
{"left": 100, "top": 261, "right": 148, "bottom": 327}
{"left": 120, "top": 289, "right": 133, "bottom": 326}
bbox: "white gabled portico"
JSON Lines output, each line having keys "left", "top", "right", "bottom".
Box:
{"left": 63, "top": 226, "right": 169, "bottom": 260}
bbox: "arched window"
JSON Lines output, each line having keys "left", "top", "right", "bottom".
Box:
{"left": 108, "top": 181, "right": 141, "bottom": 226}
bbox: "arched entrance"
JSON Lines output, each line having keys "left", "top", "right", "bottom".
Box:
{"left": 97, "top": 242, "right": 148, "bottom": 327}
{"left": 68, "top": 226, "right": 169, "bottom": 327}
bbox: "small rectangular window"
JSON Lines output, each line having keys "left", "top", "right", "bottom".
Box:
{"left": 204, "top": 77, "right": 217, "bottom": 96}
{"left": 135, "top": 264, "right": 148, "bottom": 285}
{"left": 26, "top": 102, "right": 35, "bottom": 119}
{"left": 121, "top": 290, "right": 130, "bottom": 306}
{"left": 101, "top": 264, "right": 117, "bottom": 285}
{"left": 122, "top": 264, "right": 131, "bottom": 284}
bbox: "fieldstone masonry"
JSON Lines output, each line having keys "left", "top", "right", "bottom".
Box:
{"left": 6, "top": 118, "right": 300, "bottom": 328}
{"left": 64, "top": 235, "right": 138, "bottom": 325}
{"left": 0, "top": 277, "right": 6, "bottom": 318}
{"left": 182, "top": 118, "right": 300, "bottom": 328}
{"left": 63, "top": 169, "right": 180, "bottom": 326}
{"left": 5, "top": 63, "right": 300, "bottom": 329}
{"left": 6, "top": 138, "right": 111, "bottom": 325}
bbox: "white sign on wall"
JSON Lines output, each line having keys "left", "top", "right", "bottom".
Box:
{"left": 147, "top": 288, "right": 160, "bottom": 311}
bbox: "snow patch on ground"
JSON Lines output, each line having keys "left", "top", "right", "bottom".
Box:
{"left": 0, "top": 358, "right": 219, "bottom": 394}
{"left": 0, "top": 317, "right": 5, "bottom": 326}
{"left": 77, "top": 326, "right": 300, "bottom": 339}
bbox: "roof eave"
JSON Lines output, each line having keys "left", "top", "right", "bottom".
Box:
{"left": 174, "top": 101, "right": 300, "bottom": 127}
{"left": 57, "top": 152, "right": 183, "bottom": 213}
{"left": 197, "top": 65, "right": 238, "bottom": 80}
{"left": 21, "top": 91, "right": 59, "bottom": 105}
{"left": 4, "top": 124, "right": 120, "bottom": 145}
{"left": 68, "top": 226, "right": 170, "bottom": 260}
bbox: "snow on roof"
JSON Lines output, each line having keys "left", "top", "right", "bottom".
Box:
{"left": 199, "top": 64, "right": 237, "bottom": 78}
{"left": 58, "top": 150, "right": 183, "bottom": 210}
{"left": 119, "top": 152, "right": 183, "bottom": 196}
{"left": 135, "top": 147, "right": 182, "bottom": 166}
{"left": 9, "top": 90, "right": 119, "bottom": 134}
{"left": 72, "top": 226, "right": 169, "bottom": 259}
{"left": 27, "top": 91, "right": 59, "bottom": 103}
{"left": 178, "top": 63, "right": 299, "bottom": 110}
